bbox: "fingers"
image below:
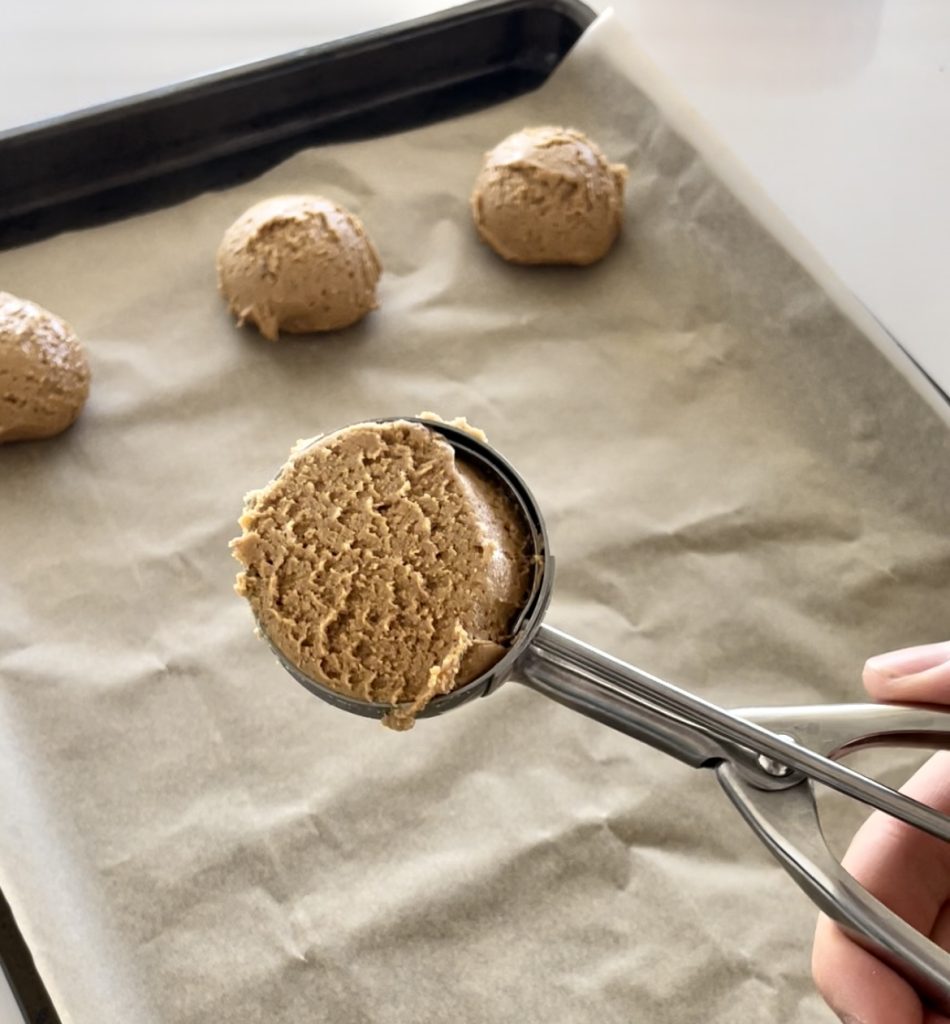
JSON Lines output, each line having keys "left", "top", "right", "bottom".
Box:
{"left": 813, "top": 912, "right": 924, "bottom": 1024}
{"left": 931, "top": 901, "right": 950, "bottom": 960}
{"left": 812, "top": 921, "right": 950, "bottom": 1024}
{"left": 864, "top": 642, "right": 950, "bottom": 704}
{"left": 817, "top": 641, "right": 950, "bottom": 1022}
{"left": 842, "top": 753, "right": 950, "bottom": 933}
{"left": 813, "top": 752, "right": 950, "bottom": 1023}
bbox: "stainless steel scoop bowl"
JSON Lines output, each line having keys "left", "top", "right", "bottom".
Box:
{"left": 257, "top": 416, "right": 950, "bottom": 1011}
{"left": 271, "top": 417, "right": 555, "bottom": 719}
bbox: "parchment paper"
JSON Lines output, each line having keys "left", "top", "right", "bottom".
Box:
{"left": 1, "top": 11, "right": 948, "bottom": 1023}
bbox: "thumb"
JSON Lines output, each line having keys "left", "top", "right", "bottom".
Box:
{"left": 863, "top": 641, "right": 950, "bottom": 704}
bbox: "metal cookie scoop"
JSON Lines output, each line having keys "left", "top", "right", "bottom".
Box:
{"left": 260, "top": 417, "right": 950, "bottom": 1010}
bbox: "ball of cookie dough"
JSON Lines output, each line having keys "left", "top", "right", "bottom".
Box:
{"left": 231, "top": 419, "right": 534, "bottom": 730}
{"left": 0, "top": 292, "right": 91, "bottom": 444}
{"left": 471, "top": 126, "right": 628, "bottom": 266}
{"left": 216, "top": 195, "right": 381, "bottom": 341}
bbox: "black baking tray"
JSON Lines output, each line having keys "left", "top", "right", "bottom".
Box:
{"left": 0, "top": 1, "right": 594, "bottom": 1020}
{"left": 0, "top": 0, "right": 594, "bottom": 250}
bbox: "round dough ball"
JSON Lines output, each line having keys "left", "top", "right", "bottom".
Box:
{"left": 0, "top": 292, "right": 90, "bottom": 444}
{"left": 471, "top": 126, "right": 628, "bottom": 266}
{"left": 216, "top": 195, "right": 381, "bottom": 341}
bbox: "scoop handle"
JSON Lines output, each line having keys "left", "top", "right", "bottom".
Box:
{"left": 735, "top": 701, "right": 950, "bottom": 758}
{"left": 521, "top": 625, "right": 950, "bottom": 842}
{"left": 518, "top": 636, "right": 724, "bottom": 769}
{"left": 718, "top": 763, "right": 950, "bottom": 1013}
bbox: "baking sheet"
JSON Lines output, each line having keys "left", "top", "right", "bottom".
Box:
{"left": 1, "top": 10, "right": 949, "bottom": 1023}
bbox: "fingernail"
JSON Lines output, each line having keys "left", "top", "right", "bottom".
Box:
{"left": 866, "top": 641, "right": 950, "bottom": 682}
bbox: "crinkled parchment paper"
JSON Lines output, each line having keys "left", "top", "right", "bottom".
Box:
{"left": 1, "top": 11, "right": 948, "bottom": 1024}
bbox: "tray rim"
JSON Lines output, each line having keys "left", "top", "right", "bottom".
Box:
{"left": 0, "top": 0, "right": 595, "bottom": 146}
{"left": 0, "top": 0, "right": 596, "bottom": 231}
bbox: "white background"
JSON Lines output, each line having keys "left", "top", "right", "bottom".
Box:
{"left": 1, "top": 1, "right": 948, "bottom": 1019}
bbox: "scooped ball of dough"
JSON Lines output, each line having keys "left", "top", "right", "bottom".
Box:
{"left": 0, "top": 292, "right": 91, "bottom": 444}
{"left": 216, "top": 195, "right": 381, "bottom": 341}
{"left": 471, "top": 126, "right": 628, "bottom": 266}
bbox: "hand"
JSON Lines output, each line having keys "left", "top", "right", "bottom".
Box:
{"left": 812, "top": 641, "right": 950, "bottom": 1024}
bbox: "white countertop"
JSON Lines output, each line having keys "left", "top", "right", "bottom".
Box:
{"left": 1, "top": 1, "right": 947, "bottom": 1019}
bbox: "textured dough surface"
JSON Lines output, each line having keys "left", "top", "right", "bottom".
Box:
{"left": 216, "top": 194, "right": 381, "bottom": 340}
{"left": 0, "top": 291, "right": 90, "bottom": 444}
{"left": 231, "top": 420, "right": 532, "bottom": 728}
{"left": 471, "top": 126, "right": 627, "bottom": 265}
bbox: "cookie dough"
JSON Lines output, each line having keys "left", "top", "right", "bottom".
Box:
{"left": 231, "top": 419, "right": 533, "bottom": 729}
{"left": 216, "top": 195, "right": 381, "bottom": 341}
{"left": 0, "top": 292, "right": 90, "bottom": 444}
{"left": 471, "top": 126, "right": 628, "bottom": 265}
